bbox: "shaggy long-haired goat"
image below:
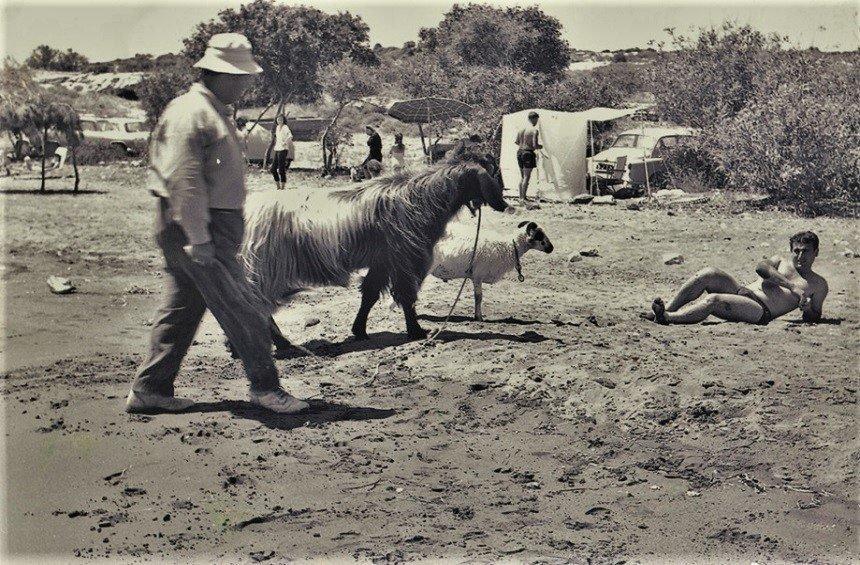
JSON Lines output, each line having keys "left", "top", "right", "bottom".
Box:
{"left": 430, "top": 220, "right": 554, "bottom": 321}
{"left": 240, "top": 149, "right": 509, "bottom": 345}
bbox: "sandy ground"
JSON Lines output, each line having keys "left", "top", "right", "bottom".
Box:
{"left": 1, "top": 165, "right": 858, "bottom": 563}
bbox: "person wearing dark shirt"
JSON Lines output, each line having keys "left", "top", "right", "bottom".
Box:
{"left": 364, "top": 125, "right": 383, "bottom": 164}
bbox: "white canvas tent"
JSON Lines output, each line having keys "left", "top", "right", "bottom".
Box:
{"left": 500, "top": 107, "right": 639, "bottom": 199}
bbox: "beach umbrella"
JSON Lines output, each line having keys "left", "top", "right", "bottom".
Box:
{"left": 386, "top": 97, "right": 472, "bottom": 155}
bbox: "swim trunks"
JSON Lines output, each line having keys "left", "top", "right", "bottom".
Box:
{"left": 517, "top": 149, "right": 537, "bottom": 169}
{"left": 737, "top": 287, "right": 773, "bottom": 325}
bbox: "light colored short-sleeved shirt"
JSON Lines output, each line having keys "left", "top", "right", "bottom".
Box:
{"left": 147, "top": 82, "right": 246, "bottom": 245}
{"left": 273, "top": 124, "right": 293, "bottom": 152}
{"left": 516, "top": 124, "right": 540, "bottom": 151}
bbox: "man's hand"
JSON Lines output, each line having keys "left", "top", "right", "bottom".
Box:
{"left": 790, "top": 284, "right": 811, "bottom": 307}
{"left": 184, "top": 242, "right": 216, "bottom": 266}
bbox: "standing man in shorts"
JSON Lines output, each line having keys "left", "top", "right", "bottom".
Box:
{"left": 515, "top": 111, "right": 542, "bottom": 208}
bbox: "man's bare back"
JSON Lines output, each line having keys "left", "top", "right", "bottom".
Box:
{"left": 646, "top": 231, "right": 828, "bottom": 325}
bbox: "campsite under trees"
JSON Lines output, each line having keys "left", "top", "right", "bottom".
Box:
{"left": 7, "top": 2, "right": 856, "bottom": 211}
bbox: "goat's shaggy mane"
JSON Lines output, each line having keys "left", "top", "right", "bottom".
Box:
{"left": 240, "top": 151, "right": 500, "bottom": 315}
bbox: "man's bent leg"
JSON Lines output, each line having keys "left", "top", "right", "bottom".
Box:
{"left": 665, "top": 267, "right": 743, "bottom": 312}
{"left": 663, "top": 293, "right": 763, "bottom": 324}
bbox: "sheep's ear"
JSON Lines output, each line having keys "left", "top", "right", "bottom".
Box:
{"left": 518, "top": 221, "right": 538, "bottom": 234}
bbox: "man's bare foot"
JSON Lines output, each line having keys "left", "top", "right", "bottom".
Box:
{"left": 650, "top": 297, "right": 668, "bottom": 324}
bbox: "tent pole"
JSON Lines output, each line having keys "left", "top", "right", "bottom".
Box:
{"left": 642, "top": 123, "right": 651, "bottom": 198}
{"left": 418, "top": 123, "right": 427, "bottom": 160}
{"left": 588, "top": 120, "right": 596, "bottom": 195}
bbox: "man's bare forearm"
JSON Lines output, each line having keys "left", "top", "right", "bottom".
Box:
{"left": 755, "top": 262, "right": 795, "bottom": 290}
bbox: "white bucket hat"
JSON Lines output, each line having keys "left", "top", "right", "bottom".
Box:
{"left": 193, "top": 33, "right": 263, "bottom": 75}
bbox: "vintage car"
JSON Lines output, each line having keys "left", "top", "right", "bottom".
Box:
{"left": 587, "top": 126, "right": 697, "bottom": 195}
{"left": 79, "top": 115, "right": 149, "bottom": 156}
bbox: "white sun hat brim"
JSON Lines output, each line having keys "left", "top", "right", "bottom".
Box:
{"left": 193, "top": 33, "right": 263, "bottom": 75}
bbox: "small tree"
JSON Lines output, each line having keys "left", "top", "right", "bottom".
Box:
{"left": 418, "top": 4, "right": 570, "bottom": 75}
{"left": 26, "top": 45, "right": 89, "bottom": 71}
{"left": 317, "top": 58, "right": 379, "bottom": 174}
{"left": 54, "top": 103, "right": 84, "bottom": 191}
{"left": 18, "top": 93, "right": 83, "bottom": 191}
{"left": 650, "top": 23, "right": 785, "bottom": 128}
{"left": 25, "top": 45, "right": 60, "bottom": 70}
{"left": 182, "top": 0, "right": 376, "bottom": 112}
{"left": 1, "top": 60, "right": 39, "bottom": 162}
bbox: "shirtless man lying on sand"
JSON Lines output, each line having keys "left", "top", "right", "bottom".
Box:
{"left": 645, "top": 231, "right": 828, "bottom": 325}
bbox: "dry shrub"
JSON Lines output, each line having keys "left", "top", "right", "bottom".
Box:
{"left": 652, "top": 23, "right": 859, "bottom": 215}
{"left": 703, "top": 80, "right": 859, "bottom": 215}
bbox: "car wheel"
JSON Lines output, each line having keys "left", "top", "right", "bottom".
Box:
{"left": 110, "top": 143, "right": 129, "bottom": 159}
{"left": 15, "top": 140, "right": 31, "bottom": 160}
{"left": 649, "top": 172, "right": 669, "bottom": 189}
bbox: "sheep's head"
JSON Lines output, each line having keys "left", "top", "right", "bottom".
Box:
{"left": 518, "top": 221, "right": 554, "bottom": 254}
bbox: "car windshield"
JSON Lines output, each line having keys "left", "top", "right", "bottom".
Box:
{"left": 81, "top": 121, "right": 98, "bottom": 132}
{"left": 124, "top": 121, "right": 147, "bottom": 133}
{"left": 611, "top": 134, "right": 639, "bottom": 148}
{"left": 98, "top": 121, "right": 121, "bottom": 132}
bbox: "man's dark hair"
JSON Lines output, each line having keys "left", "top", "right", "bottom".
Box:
{"left": 789, "top": 231, "right": 819, "bottom": 251}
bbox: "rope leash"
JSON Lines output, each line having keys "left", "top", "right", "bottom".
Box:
{"left": 426, "top": 206, "right": 482, "bottom": 341}
{"left": 512, "top": 240, "right": 525, "bottom": 282}
{"left": 363, "top": 206, "right": 484, "bottom": 385}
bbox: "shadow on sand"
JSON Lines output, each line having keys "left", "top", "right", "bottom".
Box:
{"left": 0, "top": 188, "right": 107, "bottom": 195}
{"left": 275, "top": 328, "right": 559, "bottom": 359}
{"left": 185, "top": 398, "right": 395, "bottom": 431}
{"left": 417, "top": 313, "right": 545, "bottom": 325}
{"left": 784, "top": 317, "right": 843, "bottom": 326}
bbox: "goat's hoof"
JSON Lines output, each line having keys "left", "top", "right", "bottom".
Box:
{"left": 407, "top": 328, "right": 429, "bottom": 340}
{"left": 273, "top": 348, "right": 292, "bottom": 359}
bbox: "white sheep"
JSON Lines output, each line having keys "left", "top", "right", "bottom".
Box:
{"left": 429, "top": 220, "right": 554, "bottom": 321}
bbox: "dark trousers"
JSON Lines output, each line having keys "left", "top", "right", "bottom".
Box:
{"left": 133, "top": 198, "right": 279, "bottom": 396}
{"left": 270, "top": 150, "right": 290, "bottom": 182}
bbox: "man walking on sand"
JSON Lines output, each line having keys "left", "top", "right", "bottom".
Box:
{"left": 515, "top": 111, "right": 542, "bottom": 209}
{"left": 645, "top": 231, "right": 828, "bottom": 325}
{"left": 126, "top": 33, "right": 308, "bottom": 414}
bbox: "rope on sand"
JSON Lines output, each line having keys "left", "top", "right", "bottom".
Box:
{"left": 364, "top": 207, "right": 483, "bottom": 385}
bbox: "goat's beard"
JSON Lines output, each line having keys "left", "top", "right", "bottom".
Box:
{"left": 465, "top": 200, "right": 478, "bottom": 217}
